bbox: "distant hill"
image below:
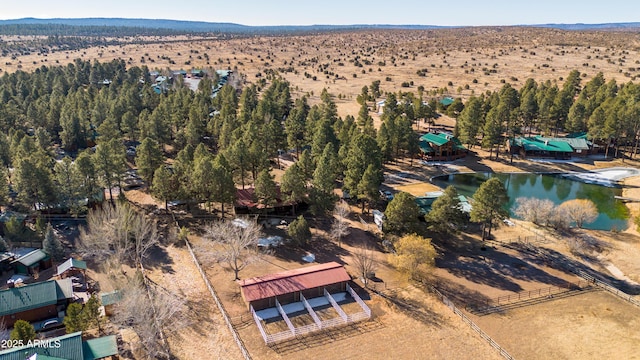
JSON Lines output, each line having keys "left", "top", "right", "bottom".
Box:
{"left": 534, "top": 22, "right": 640, "bottom": 30}
{"left": 0, "top": 18, "right": 639, "bottom": 35}
{"left": 0, "top": 18, "right": 449, "bottom": 35}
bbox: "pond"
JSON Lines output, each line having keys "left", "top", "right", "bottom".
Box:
{"left": 431, "top": 172, "right": 630, "bottom": 231}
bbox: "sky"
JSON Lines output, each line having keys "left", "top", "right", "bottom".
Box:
{"left": 1, "top": 0, "right": 640, "bottom": 27}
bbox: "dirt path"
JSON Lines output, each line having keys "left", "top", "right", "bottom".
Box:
{"left": 144, "top": 244, "right": 244, "bottom": 360}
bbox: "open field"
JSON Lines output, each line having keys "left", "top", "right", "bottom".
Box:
{"left": 472, "top": 290, "right": 640, "bottom": 360}
{"left": 4, "top": 27, "right": 640, "bottom": 119}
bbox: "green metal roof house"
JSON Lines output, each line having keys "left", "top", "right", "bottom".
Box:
{"left": 11, "top": 249, "right": 52, "bottom": 276}
{"left": 0, "top": 332, "right": 118, "bottom": 360}
{"left": 419, "top": 132, "right": 467, "bottom": 160}
{"left": 510, "top": 136, "right": 591, "bottom": 159}
{"left": 0, "top": 279, "right": 73, "bottom": 327}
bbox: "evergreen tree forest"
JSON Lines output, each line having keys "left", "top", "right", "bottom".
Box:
{"left": 456, "top": 70, "right": 640, "bottom": 160}
{"left": 0, "top": 59, "right": 408, "bottom": 217}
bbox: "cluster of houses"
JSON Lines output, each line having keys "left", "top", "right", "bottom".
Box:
{"left": 418, "top": 131, "right": 597, "bottom": 161}
{"left": 149, "top": 68, "right": 232, "bottom": 96}
{"left": 0, "top": 250, "right": 118, "bottom": 360}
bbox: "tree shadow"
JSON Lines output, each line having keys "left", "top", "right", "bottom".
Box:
{"left": 512, "top": 244, "right": 640, "bottom": 295}
{"left": 143, "top": 245, "right": 175, "bottom": 274}
{"left": 436, "top": 239, "right": 571, "bottom": 293}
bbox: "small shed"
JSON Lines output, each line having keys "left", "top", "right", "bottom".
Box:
{"left": 57, "top": 258, "right": 87, "bottom": 277}
{"left": 11, "top": 249, "right": 51, "bottom": 275}
{"left": 238, "top": 262, "right": 351, "bottom": 311}
{"left": 100, "top": 290, "right": 122, "bottom": 316}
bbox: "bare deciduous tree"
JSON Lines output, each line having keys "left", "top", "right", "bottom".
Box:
{"left": 110, "top": 274, "right": 187, "bottom": 360}
{"left": 557, "top": 199, "right": 598, "bottom": 229}
{"left": 78, "top": 203, "right": 159, "bottom": 267}
{"left": 514, "top": 197, "right": 555, "bottom": 225}
{"left": 330, "top": 201, "right": 351, "bottom": 247}
{"left": 352, "top": 242, "right": 377, "bottom": 288}
{"left": 202, "top": 219, "right": 263, "bottom": 280}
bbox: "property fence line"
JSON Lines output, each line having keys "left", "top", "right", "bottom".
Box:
{"left": 514, "top": 243, "right": 640, "bottom": 309}
{"left": 429, "top": 286, "right": 515, "bottom": 360}
{"left": 173, "top": 211, "right": 253, "bottom": 360}
{"left": 491, "top": 281, "right": 587, "bottom": 306}
{"left": 577, "top": 271, "right": 640, "bottom": 308}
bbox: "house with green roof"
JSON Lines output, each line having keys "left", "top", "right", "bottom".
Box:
{"left": 510, "top": 136, "right": 591, "bottom": 159}
{"left": 11, "top": 249, "right": 52, "bottom": 276}
{"left": 0, "top": 332, "right": 118, "bottom": 360}
{"left": 0, "top": 279, "right": 73, "bottom": 327}
{"left": 419, "top": 132, "right": 467, "bottom": 160}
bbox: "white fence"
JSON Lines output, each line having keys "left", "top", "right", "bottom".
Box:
{"left": 347, "top": 283, "right": 372, "bottom": 317}
{"left": 252, "top": 287, "right": 372, "bottom": 345}
{"left": 325, "top": 288, "right": 349, "bottom": 321}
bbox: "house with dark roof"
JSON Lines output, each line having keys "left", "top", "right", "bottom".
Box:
{"left": 11, "top": 249, "right": 52, "bottom": 276}
{"left": 419, "top": 132, "right": 467, "bottom": 160}
{"left": 238, "top": 262, "right": 351, "bottom": 311}
{"left": 234, "top": 186, "right": 300, "bottom": 215}
{"left": 0, "top": 331, "right": 118, "bottom": 360}
{"left": 0, "top": 279, "right": 73, "bottom": 327}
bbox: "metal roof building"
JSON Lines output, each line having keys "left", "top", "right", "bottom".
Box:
{"left": 239, "top": 262, "right": 351, "bottom": 310}
{"left": 0, "top": 332, "right": 118, "bottom": 360}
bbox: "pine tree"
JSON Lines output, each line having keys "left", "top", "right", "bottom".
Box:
{"left": 426, "top": 186, "right": 466, "bottom": 236}
{"left": 10, "top": 320, "right": 36, "bottom": 341}
{"left": 136, "top": 137, "right": 164, "bottom": 184}
{"left": 457, "top": 96, "right": 483, "bottom": 148}
{"left": 82, "top": 294, "right": 104, "bottom": 333}
{"left": 384, "top": 192, "right": 421, "bottom": 235}
{"left": 43, "top": 224, "right": 65, "bottom": 262}
{"left": 212, "top": 154, "right": 236, "bottom": 218}
{"left": 470, "top": 177, "right": 509, "bottom": 242}
{"left": 152, "top": 166, "right": 175, "bottom": 209}
{"left": 288, "top": 215, "right": 312, "bottom": 246}
{"left": 64, "top": 303, "right": 87, "bottom": 333}
{"left": 254, "top": 169, "right": 277, "bottom": 209}
{"left": 356, "top": 164, "right": 381, "bottom": 213}
{"left": 281, "top": 163, "right": 307, "bottom": 216}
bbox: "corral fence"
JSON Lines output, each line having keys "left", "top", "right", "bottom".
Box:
{"left": 467, "top": 281, "right": 590, "bottom": 314}
{"left": 252, "top": 284, "right": 372, "bottom": 345}
{"left": 429, "top": 286, "right": 515, "bottom": 360}
{"left": 514, "top": 242, "right": 640, "bottom": 309}
{"left": 577, "top": 271, "right": 640, "bottom": 308}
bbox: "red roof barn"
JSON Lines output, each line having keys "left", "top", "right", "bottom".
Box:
{"left": 238, "top": 262, "right": 351, "bottom": 311}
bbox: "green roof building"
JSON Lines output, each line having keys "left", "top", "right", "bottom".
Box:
{"left": 0, "top": 332, "right": 118, "bottom": 360}
{"left": 419, "top": 132, "right": 467, "bottom": 160}
{"left": 510, "top": 136, "right": 592, "bottom": 159}
{"left": 0, "top": 279, "right": 73, "bottom": 327}
{"left": 10, "top": 249, "right": 52, "bottom": 276}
